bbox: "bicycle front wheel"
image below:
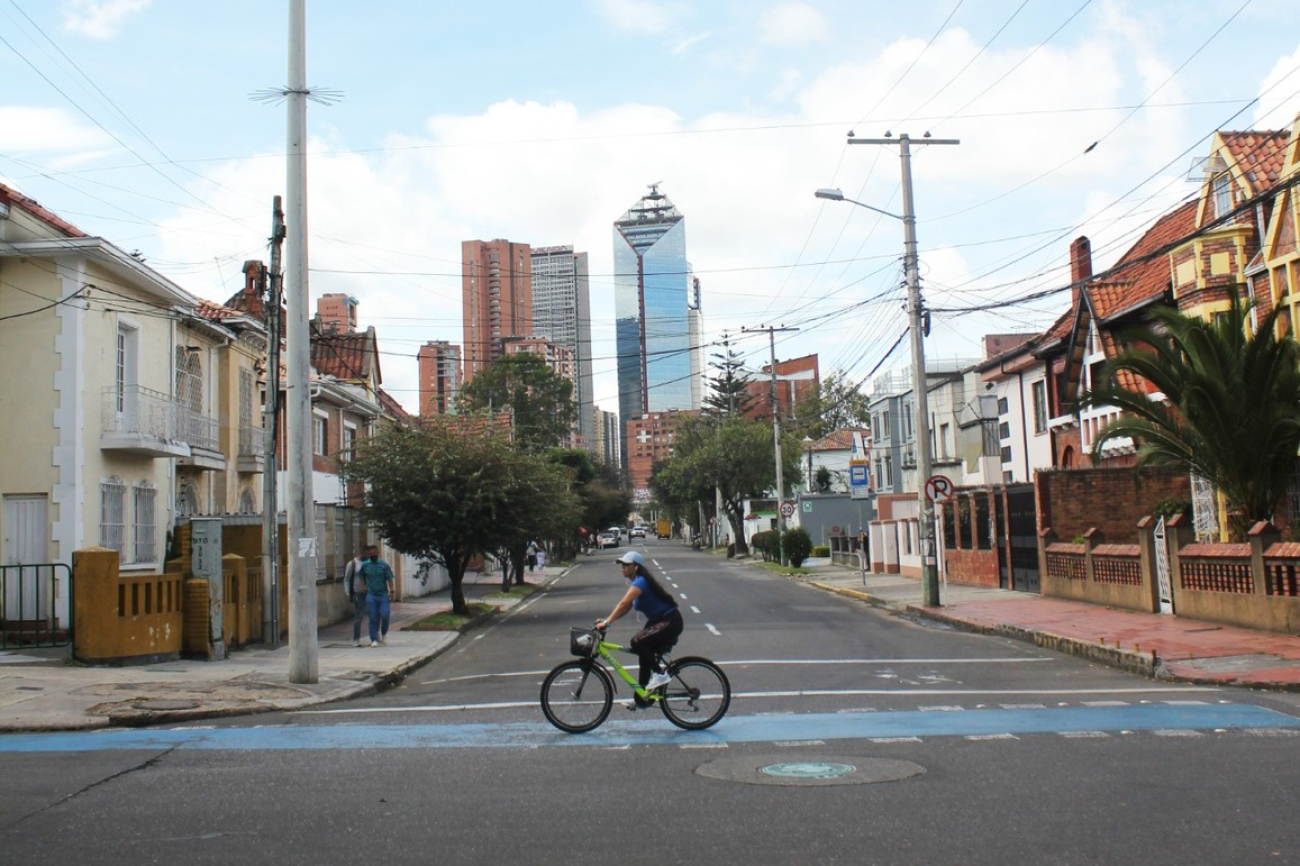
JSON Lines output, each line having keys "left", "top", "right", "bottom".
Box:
{"left": 540, "top": 661, "right": 614, "bottom": 733}
{"left": 659, "top": 656, "right": 730, "bottom": 730}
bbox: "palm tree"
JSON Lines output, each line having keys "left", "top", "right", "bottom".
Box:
{"left": 1084, "top": 288, "right": 1300, "bottom": 540}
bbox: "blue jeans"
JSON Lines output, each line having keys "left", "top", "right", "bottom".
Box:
{"left": 366, "top": 592, "right": 391, "bottom": 643}
{"left": 351, "top": 592, "right": 367, "bottom": 641}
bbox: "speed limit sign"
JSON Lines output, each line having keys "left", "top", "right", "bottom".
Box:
{"left": 924, "top": 475, "right": 955, "bottom": 504}
{"left": 780, "top": 500, "right": 796, "bottom": 518}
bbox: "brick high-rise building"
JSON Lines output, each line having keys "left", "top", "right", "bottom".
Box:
{"left": 316, "top": 293, "right": 358, "bottom": 333}
{"left": 462, "top": 239, "right": 532, "bottom": 383}
{"left": 417, "top": 340, "right": 461, "bottom": 416}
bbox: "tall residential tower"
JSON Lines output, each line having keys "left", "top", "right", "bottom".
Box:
{"left": 461, "top": 238, "right": 532, "bottom": 384}
{"left": 531, "top": 245, "right": 594, "bottom": 450}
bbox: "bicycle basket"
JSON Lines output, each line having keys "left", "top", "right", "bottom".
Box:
{"left": 569, "top": 627, "right": 599, "bottom": 658}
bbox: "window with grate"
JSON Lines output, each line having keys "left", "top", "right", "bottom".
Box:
{"left": 1032, "top": 380, "right": 1048, "bottom": 433}
{"left": 133, "top": 483, "right": 157, "bottom": 565}
{"left": 100, "top": 478, "right": 126, "bottom": 554}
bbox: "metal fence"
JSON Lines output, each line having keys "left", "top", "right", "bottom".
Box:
{"left": 0, "top": 562, "right": 73, "bottom": 648}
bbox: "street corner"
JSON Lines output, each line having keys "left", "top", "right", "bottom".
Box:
{"left": 76, "top": 679, "right": 324, "bottom": 726}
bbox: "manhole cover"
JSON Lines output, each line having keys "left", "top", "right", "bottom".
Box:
{"left": 761, "top": 762, "right": 856, "bottom": 779}
{"left": 133, "top": 700, "right": 200, "bottom": 711}
{"left": 697, "top": 755, "right": 925, "bottom": 787}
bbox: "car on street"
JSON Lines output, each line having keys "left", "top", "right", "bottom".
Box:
{"left": 630, "top": 525, "right": 646, "bottom": 539}
{"left": 597, "top": 531, "right": 619, "bottom": 549}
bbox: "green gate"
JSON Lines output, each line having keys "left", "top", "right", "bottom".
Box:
{"left": 1, "top": 563, "right": 73, "bottom": 648}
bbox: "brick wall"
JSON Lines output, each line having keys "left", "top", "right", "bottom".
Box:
{"left": 1036, "top": 466, "right": 1190, "bottom": 541}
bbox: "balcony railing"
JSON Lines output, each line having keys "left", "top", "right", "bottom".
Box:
{"left": 239, "top": 425, "right": 265, "bottom": 457}
{"left": 101, "top": 385, "right": 220, "bottom": 460}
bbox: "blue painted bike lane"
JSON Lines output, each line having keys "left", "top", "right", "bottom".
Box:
{"left": 0, "top": 702, "right": 1296, "bottom": 752}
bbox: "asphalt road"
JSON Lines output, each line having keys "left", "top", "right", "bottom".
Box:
{"left": 2, "top": 538, "right": 1298, "bottom": 865}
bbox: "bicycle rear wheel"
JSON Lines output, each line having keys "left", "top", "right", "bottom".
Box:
{"left": 658, "top": 657, "right": 730, "bottom": 730}
{"left": 540, "top": 661, "right": 613, "bottom": 733}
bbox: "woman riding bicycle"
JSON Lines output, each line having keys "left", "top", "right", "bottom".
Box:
{"left": 595, "top": 550, "right": 682, "bottom": 709}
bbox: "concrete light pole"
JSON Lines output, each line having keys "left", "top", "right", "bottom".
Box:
{"left": 816, "top": 131, "right": 958, "bottom": 606}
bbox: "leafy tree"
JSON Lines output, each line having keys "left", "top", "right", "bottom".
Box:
{"left": 341, "top": 417, "right": 577, "bottom": 614}
{"left": 793, "top": 371, "right": 871, "bottom": 439}
{"left": 460, "top": 353, "right": 577, "bottom": 451}
{"left": 547, "top": 448, "right": 630, "bottom": 554}
{"left": 704, "top": 341, "right": 759, "bottom": 416}
{"left": 669, "top": 414, "right": 803, "bottom": 555}
{"left": 1084, "top": 288, "right": 1300, "bottom": 540}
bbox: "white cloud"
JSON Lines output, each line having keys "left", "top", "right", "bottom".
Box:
{"left": 1254, "top": 43, "right": 1300, "bottom": 128}
{"left": 758, "top": 2, "right": 827, "bottom": 47}
{"left": 591, "top": 0, "right": 687, "bottom": 35}
{"left": 0, "top": 106, "right": 113, "bottom": 151}
{"left": 61, "top": 0, "right": 151, "bottom": 40}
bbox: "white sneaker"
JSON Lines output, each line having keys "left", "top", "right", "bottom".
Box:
{"left": 352, "top": 640, "right": 361, "bottom": 647}
{"left": 378, "top": 635, "right": 387, "bottom": 645}
{"left": 647, "top": 671, "right": 672, "bottom": 690}
{"left": 369, "top": 640, "right": 378, "bottom": 647}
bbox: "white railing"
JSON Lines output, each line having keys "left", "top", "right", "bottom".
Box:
{"left": 102, "top": 385, "right": 184, "bottom": 441}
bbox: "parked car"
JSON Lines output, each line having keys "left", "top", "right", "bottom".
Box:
{"left": 630, "top": 525, "right": 646, "bottom": 539}
{"left": 597, "top": 531, "right": 619, "bottom": 549}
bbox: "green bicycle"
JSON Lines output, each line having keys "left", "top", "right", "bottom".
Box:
{"left": 540, "top": 626, "right": 731, "bottom": 733}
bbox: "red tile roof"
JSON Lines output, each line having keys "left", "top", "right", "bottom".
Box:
{"left": 0, "top": 183, "right": 88, "bottom": 238}
{"left": 310, "top": 325, "right": 381, "bottom": 384}
{"left": 1088, "top": 200, "right": 1198, "bottom": 320}
{"left": 1219, "top": 129, "right": 1290, "bottom": 196}
{"left": 376, "top": 388, "right": 412, "bottom": 424}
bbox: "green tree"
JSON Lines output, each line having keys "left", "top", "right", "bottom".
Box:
{"left": 704, "top": 341, "right": 759, "bottom": 416}
{"left": 669, "top": 414, "right": 803, "bottom": 555}
{"left": 793, "top": 371, "right": 871, "bottom": 439}
{"left": 459, "top": 353, "right": 577, "bottom": 451}
{"left": 341, "top": 417, "right": 577, "bottom": 614}
{"left": 547, "top": 448, "right": 630, "bottom": 553}
{"left": 1084, "top": 288, "right": 1300, "bottom": 540}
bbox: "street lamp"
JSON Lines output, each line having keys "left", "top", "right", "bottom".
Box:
{"left": 814, "top": 135, "right": 954, "bottom": 606}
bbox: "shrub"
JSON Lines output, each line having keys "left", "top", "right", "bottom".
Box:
{"left": 812, "top": 545, "right": 829, "bottom": 558}
{"left": 783, "top": 527, "right": 813, "bottom": 567}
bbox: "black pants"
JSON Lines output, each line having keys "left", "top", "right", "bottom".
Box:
{"left": 629, "top": 609, "right": 683, "bottom": 688}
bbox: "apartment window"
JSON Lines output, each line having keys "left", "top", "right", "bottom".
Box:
{"left": 1032, "top": 380, "right": 1048, "bottom": 433}
{"left": 100, "top": 478, "right": 126, "bottom": 555}
{"left": 939, "top": 423, "right": 950, "bottom": 459}
{"left": 240, "top": 369, "right": 254, "bottom": 431}
{"left": 133, "top": 483, "right": 157, "bottom": 565}
{"left": 1001, "top": 445, "right": 1013, "bottom": 464}
{"left": 342, "top": 425, "right": 357, "bottom": 461}
{"left": 997, "top": 397, "right": 1009, "bottom": 415}
{"left": 998, "top": 421, "right": 1011, "bottom": 440}
{"left": 1212, "top": 172, "right": 1232, "bottom": 221}
{"left": 313, "top": 413, "right": 329, "bottom": 456}
{"left": 115, "top": 323, "right": 139, "bottom": 414}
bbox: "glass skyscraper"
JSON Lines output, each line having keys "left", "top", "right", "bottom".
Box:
{"left": 613, "top": 185, "right": 701, "bottom": 467}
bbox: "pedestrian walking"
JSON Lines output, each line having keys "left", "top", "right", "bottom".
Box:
{"left": 526, "top": 540, "right": 539, "bottom": 572}
{"left": 535, "top": 542, "right": 546, "bottom": 571}
{"left": 359, "top": 544, "right": 395, "bottom": 647}
{"left": 342, "top": 548, "right": 368, "bottom": 647}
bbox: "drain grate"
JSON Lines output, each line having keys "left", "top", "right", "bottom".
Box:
{"left": 696, "top": 755, "right": 925, "bottom": 787}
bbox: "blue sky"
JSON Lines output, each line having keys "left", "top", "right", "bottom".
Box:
{"left": 4, "top": 0, "right": 1300, "bottom": 414}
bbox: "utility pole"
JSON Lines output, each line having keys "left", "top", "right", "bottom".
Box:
{"left": 743, "top": 324, "right": 799, "bottom": 564}
{"left": 261, "top": 196, "right": 285, "bottom": 647}
{"left": 850, "top": 132, "right": 958, "bottom": 607}
{"left": 285, "top": 0, "right": 318, "bottom": 682}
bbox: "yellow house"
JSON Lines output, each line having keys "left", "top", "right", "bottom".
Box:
{"left": 0, "top": 183, "right": 267, "bottom": 635}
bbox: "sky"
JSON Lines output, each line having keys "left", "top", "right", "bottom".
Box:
{"left": 4, "top": 0, "right": 1300, "bottom": 416}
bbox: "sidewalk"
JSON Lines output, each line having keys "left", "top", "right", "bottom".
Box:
{"left": 792, "top": 558, "right": 1300, "bottom": 692}
{"left": 0, "top": 568, "right": 555, "bottom": 733}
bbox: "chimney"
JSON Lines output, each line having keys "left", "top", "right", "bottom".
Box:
{"left": 1069, "top": 236, "right": 1092, "bottom": 308}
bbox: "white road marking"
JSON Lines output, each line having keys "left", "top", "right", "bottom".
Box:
{"left": 706, "top": 623, "right": 721, "bottom": 636}
{"left": 690, "top": 605, "right": 701, "bottom": 614}
{"left": 299, "top": 687, "right": 1221, "bottom": 716}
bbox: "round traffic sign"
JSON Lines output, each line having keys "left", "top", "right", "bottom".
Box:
{"left": 924, "top": 475, "right": 955, "bottom": 504}
{"left": 780, "top": 500, "right": 796, "bottom": 518}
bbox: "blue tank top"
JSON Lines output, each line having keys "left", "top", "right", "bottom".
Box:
{"left": 631, "top": 575, "right": 677, "bottom": 621}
